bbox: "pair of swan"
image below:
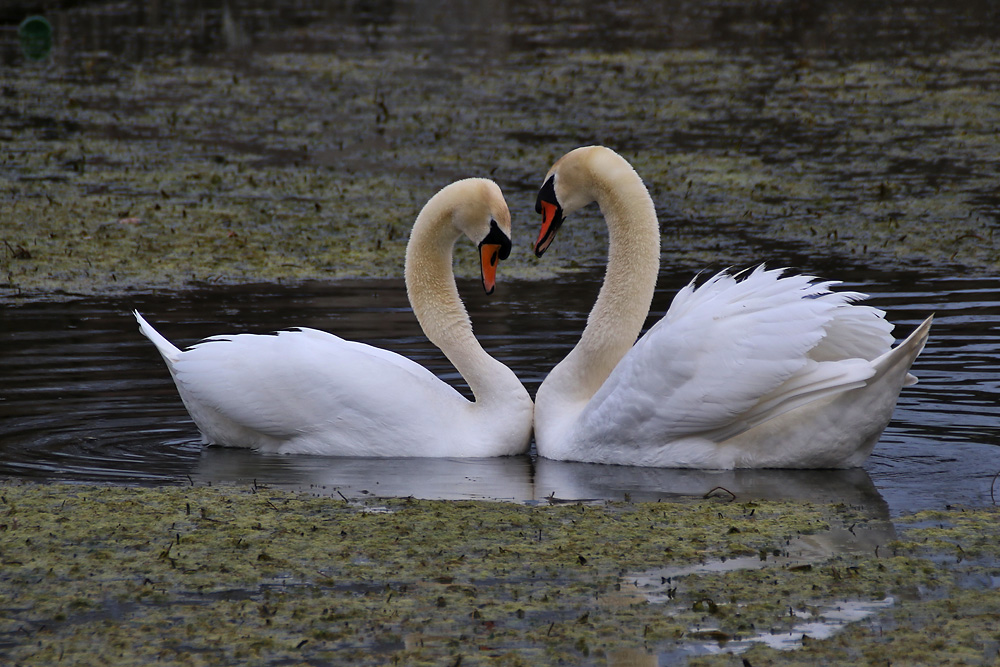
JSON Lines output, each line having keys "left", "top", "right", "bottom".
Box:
{"left": 137, "top": 146, "right": 931, "bottom": 469}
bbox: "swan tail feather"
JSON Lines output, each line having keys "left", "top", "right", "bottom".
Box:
{"left": 872, "top": 314, "right": 933, "bottom": 384}
{"left": 748, "top": 314, "right": 931, "bottom": 427}
{"left": 705, "top": 359, "right": 875, "bottom": 442}
{"left": 134, "top": 310, "right": 181, "bottom": 364}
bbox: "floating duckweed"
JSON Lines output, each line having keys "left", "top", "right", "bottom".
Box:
{"left": 3, "top": 29, "right": 1000, "bottom": 300}
{"left": 1, "top": 481, "right": 998, "bottom": 665}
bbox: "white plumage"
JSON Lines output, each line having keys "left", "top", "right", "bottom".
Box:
{"left": 137, "top": 179, "right": 533, "bottom": 457}
{"left": 532, "top": 146, "right": 931, "bottom": 468}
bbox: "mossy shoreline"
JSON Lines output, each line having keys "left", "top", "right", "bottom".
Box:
{"left": 1, "top": 480, "right": 997, "bottom": 665}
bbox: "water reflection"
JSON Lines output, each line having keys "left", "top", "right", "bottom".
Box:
{"left": 662, "top": 596, "right": 897, "bottom": 658}
{"left": 193, "top": 450, "right": 536, "bottom": 501}
{"left": 533, "top": 459, "right": 890, "bottom": 507}
{"left": 190, "top": 448, "right": 895, "bottom": 511}
{"left": 0, "top": 0, "right": 510, "bottom": 66}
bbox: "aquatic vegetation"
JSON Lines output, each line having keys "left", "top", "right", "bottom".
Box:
{"left": 1, "top": 481, "right": 998, "bottom": 664}
{"left": 3, "top": 12, "right": 1000, "bottom": 299}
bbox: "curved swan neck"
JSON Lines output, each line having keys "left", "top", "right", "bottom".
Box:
{"left": 404, "top": 192, "right": 515, "bottom": 405}
{"left": 552, "top": 148, "right": 661, "bottom": 399}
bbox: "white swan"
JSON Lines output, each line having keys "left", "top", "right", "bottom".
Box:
{"left": 531, "top": 146, "right": 932, "bottom": 469}
{"left": 136, "top": 178, "right": 533, "bottom": 457}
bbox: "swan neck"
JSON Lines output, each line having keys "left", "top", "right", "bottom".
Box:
{"left": 404, "top": 206, "right": 513, "bottom": 405}
{"left": 555, "top": 159, "right": 661, "bottom": 401}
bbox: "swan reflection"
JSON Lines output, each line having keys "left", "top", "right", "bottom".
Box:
{"left": 534, "top": 458, "right": 889, "bottom": 507}
{"left": 193, "top": 448, "right": 535, "bottom": 501}
{"left": 195, "top": 446, "right": 891, "bottom": 519}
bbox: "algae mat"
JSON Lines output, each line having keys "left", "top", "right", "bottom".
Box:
{"left": 3, "top": 1, "right": 1000, "bottom": 300}
{"left": 1, "top": 481, "right": 998, "bottom": 665}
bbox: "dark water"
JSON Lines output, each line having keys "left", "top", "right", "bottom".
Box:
{"left": 2, "top": 264, "right": 999, "bottom": 515}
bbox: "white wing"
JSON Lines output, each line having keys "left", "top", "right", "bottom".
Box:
{"left": 169, "top": 327, "right": 466, "bottom": 446}
{"left": 577, "top": 267, "right": 894, "bottom": 445}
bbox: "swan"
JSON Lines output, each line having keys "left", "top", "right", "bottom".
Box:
{"left": 531, "top": 145, "right": 932, "bottom": 469}
{"left": 135, "top": 178, "right": 533, "bottom": 457}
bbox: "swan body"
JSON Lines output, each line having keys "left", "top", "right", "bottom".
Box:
{"left": 532, "top": 146, "right": 931, "bottom": 469}
{"left": 137, "top": 178, "right": 533, "bottom": 457}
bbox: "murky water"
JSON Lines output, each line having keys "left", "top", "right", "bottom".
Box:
{"left": 3, "top": 263, "right": 999, "bottom": 515}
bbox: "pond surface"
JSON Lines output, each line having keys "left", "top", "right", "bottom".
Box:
{"left": 3, "top": 262, "right": 999, "bottom": 516}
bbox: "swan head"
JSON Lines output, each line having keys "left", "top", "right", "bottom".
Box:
{"left": 534, "top": 146, "right": 613, "bottom": 257}
{"left": 428, "top": 178, "right": 512, "bottom": 294}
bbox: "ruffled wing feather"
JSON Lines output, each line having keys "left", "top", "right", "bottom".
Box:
{"left": 577, "top": 267, "right": 889, "bottom": 444}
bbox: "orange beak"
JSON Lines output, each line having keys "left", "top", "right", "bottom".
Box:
{"left": 480, "top": 243, "right": 502, "bottom": 294}
{"left": 534, "top": 200, "right": 564, "bottom": 257}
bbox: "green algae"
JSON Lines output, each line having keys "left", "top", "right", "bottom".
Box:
{"left": 1, "top": 481, "right": 998, "bottom": 665}
{"left": 3, "top": 8, "right": 1000, "bottom": 301}
{"left": 691, "top": 505, "right": 1000, "bottom": 666}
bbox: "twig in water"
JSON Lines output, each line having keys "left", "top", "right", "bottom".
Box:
{"left": 704, "top": 486, "right": 737, "bottom": 501}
